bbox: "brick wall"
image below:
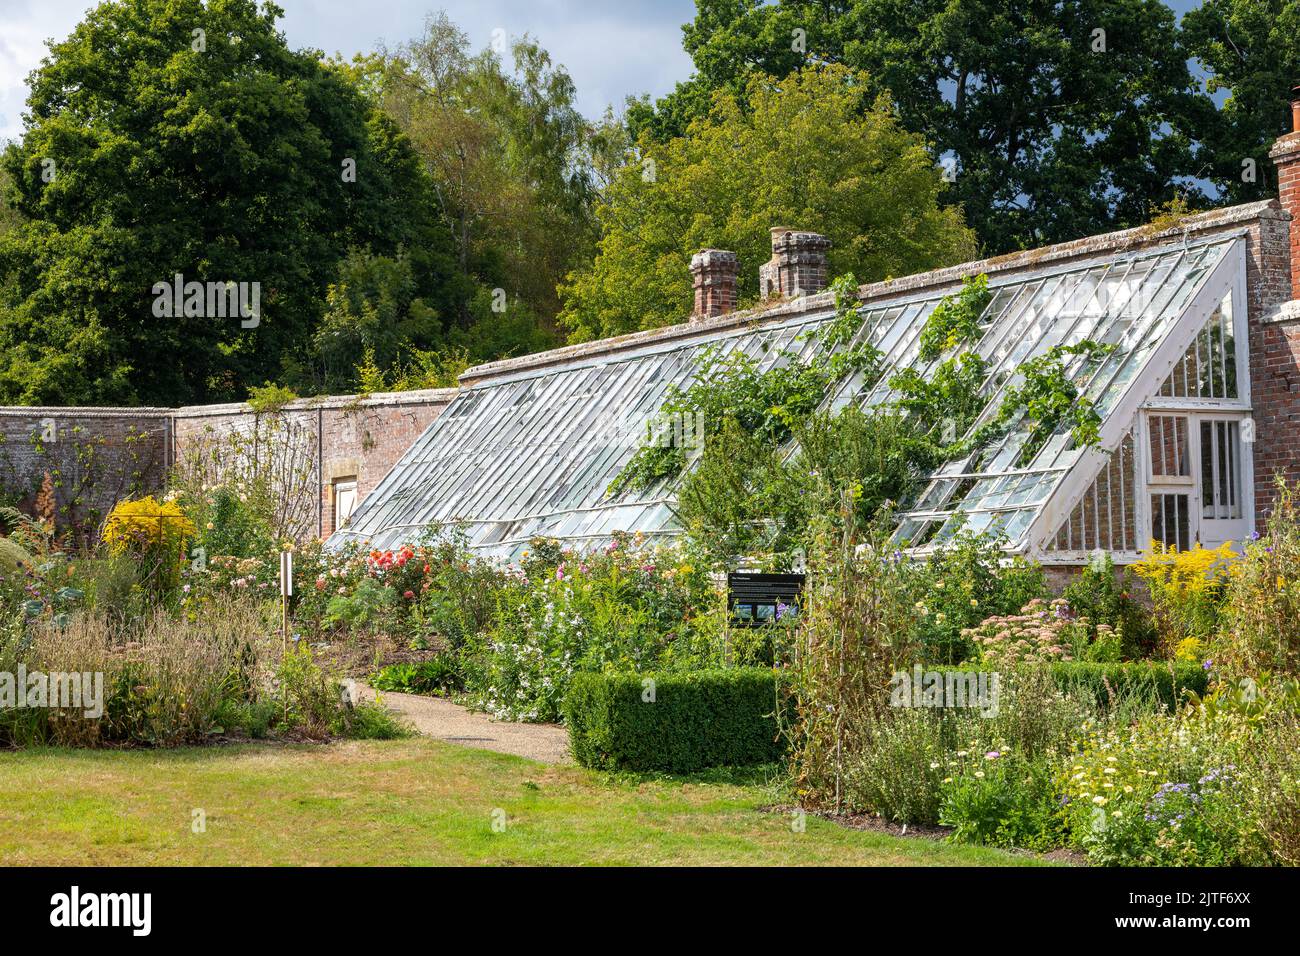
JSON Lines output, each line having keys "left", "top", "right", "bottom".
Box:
{"left": 0, "top": 407, "right": 171, "bottom": 544}
{"left": 0, "top": 389, "right": 453, "bottom": 544}
{"left": 171, "top": 389, "right": 455, "bottom": 539}
{"left": 1256, "top": 130, "right": 1300, "bottom": 518}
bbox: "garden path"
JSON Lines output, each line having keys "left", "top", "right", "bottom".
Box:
{"left": 355, "top": 684, "right": 571, "bottom": 764}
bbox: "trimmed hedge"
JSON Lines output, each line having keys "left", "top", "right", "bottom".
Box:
{"left": 950, "top": 660, "right": 1209, "bottom": 710}
{"left": 1046, "top": 660, "right": 1209, "bottom": 710}
{"left": 565, "top": 668, "right": 782, "bottom": 773}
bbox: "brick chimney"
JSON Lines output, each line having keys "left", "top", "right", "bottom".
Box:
{"left": 690, "top": 249, "right": 739, "bottom": 319}
{"left": 759, "top": 227, "right": 832, "bottom": 301}
{"left": 1269, "top": 85, "right": 1300, "bottom": 298}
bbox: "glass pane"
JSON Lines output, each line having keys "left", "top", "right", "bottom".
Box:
{"left": 1148, "top": 415, "right": 1190, "bottom": 478}
{"left": 1151, "top": 492, "right": 1191, "bottom": 550}
{"left": 1159, "top": 295, "right": 1237, "bottom": 400}
{"left": 1200, "top": 420, "right": 1242, "bottom": 520}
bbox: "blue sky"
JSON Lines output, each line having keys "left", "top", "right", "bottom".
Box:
{"left": 0, "top": 0, "right": 699, "bottom": 141}
{"left": 0, "top": 0, "right": 1222, "bottom": 144}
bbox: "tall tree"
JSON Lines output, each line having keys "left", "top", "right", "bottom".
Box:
{"left": 559, "top": 64, "right": 976, "bottom": 341}
{"left": 373, "top": 14, "right": 598, "bottom": 335}
{"left": 635, "top": 0, "right": 1202, "bottom": 254}
{"left": 0, "top": 0, "right": 448, "bottom": 405}
{"left": 1181, "top": 0, "right": 1300, "bottom": 204}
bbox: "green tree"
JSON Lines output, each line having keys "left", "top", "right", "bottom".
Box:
{"left": 636, "top": 0, "right": 1202, "bottom": 254}
{"left": 1181, "top": 0, "right": 1300, "bottom": 204}
{"left": 559, "top": 63, "right": 976, "bottom": 341}
{"left": 312, "top": 250, "right": 440, "bottom": 393}
{"left": 0, "top": 0, "right": 449, "bottom": 405}
{"left": 0, "top": 166, "right": 22, "bottom": 239}
{"left": 372, "top": 13, "right": 596, "bottom": 336}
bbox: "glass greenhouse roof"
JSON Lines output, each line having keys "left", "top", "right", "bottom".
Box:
{"left": 331, "top": 232, "right": 1243, "bottom": 560}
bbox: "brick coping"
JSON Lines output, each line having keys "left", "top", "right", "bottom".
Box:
{"left": 0, "top": 388, "right": 458, "bottom": 419}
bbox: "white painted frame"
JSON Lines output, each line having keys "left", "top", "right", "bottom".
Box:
{"left": 1030, "top": 237, "right": 1251, "bottom": 564}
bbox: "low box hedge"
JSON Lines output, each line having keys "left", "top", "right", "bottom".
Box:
{"left": 565, "top": 667, "right": 783, "bottom": 773}
{"left": 948, "top": 659, "right": 1209, "bottom": 710}
{"left": 1045, "top": 660, "right": 1209, "bottom": 709}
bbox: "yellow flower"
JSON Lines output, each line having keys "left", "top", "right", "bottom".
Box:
{"left": 102, "top": 496, "right": 196, "bottom": 557}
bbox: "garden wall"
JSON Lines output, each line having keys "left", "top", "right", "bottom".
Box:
{"left": 0, "top": 405, "right": 173, "bottom": 546}
{"left": 171, "top": 389, "right": 455, "bottom": 539}
{"left": 0, "top": 388, "right": 455, "bottom": 544}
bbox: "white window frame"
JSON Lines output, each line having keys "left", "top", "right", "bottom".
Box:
{"left": 1034, "top": 238, "right": 1254, "bottom": 563}
{"left": 332, "top": 477, "right": 359, "bottom": 531}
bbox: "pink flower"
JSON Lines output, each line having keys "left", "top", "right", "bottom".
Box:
{"left": 403, "top": 590, "right": 415, "bottom": 600}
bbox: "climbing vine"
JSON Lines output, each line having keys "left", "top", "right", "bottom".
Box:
{"left": 609, "top": 267, "right": 1111, "bottom": 505}
{"left": 608, "top": 274, "right": 877, "bottom": 496}
{"left": 971, "top": 342, "right": 1114, "bottom": 465}
{"left": 917, "top": 274, "right": 991, "bottom": 362}
{"left": 890, "top": 351, "right": 990, "bottom": 454}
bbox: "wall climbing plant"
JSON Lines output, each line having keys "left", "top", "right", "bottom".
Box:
{"left": 606, "top": 268, "right": 1114, "bottom": 568}
{"left": 608, "top": 273, "right": 878, "bottom": 496}
{"left": 916, "top": 273, "right": 991, "bottom": 362}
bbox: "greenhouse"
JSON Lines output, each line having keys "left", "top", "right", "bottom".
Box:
{"left": 330, "top": 213, "right": 1261, "bottom": 565}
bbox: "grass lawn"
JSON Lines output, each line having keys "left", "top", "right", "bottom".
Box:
{"left": 0, "top": 739, "right": 1055, "bottom": 866}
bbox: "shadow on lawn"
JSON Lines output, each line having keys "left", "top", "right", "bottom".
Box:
{"left": 594, "top": 761, "right": 785, "bottom": 789}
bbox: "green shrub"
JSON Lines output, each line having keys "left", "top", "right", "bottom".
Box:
{"left": 1046, "top": 660, "right": 1208, "bottom": 711}
{"left": 837, "top": 666, "right": 1089, "bottom": 826}
{"left": 909, "top": 530, "right": 1048, "bottom": 664}
{"left": 945, "top": 660, "right": 1207, "bottom": 712}
{"left": 322, "top": 576, "right": 398, "bottom": 632}
{"left": 1061, "top": 552, "right": 1156, "bottom": 658}
{"left": 467, "top": 536, "right": 721, "bottom": 722}
{"left": 370, "top": 655, "right": 462, "bottom": 696}
{"left": 1216, "top": 481, "right": 1300, "bottom": 678}
{"left": 939, "top": 753, "right": 1065, "bottom": 850}
{"left": 342, "top": 699, "right": 413, "bottom": 740}
{"left": 194, "top": 486, "right": 276, "bottom": 559}
{"left": 214, "top": 697, "right": 279, "bottom": 739}
{"left": 565, "top": 668, "right": 782, "bottom": 773}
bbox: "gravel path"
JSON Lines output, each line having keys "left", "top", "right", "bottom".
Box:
{"left": 356, "top": 683, "right": 571, "bottom": 764}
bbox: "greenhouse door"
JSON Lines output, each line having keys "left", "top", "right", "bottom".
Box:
{"left": 1144, "top": 412, "right": 1250, "bottom": 551}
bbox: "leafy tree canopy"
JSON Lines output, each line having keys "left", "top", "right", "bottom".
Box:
{"left": 1181, "top": 0, "right": 1300, "bottom": 204}
{"left": 0, "top": 0, "right": 459, "bottom": 404}
{"left": 559, "top": 63, "right": 976, "bottom": 341}
{"left": 631, "top": 0, "right": 1215, "bottom": 254}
